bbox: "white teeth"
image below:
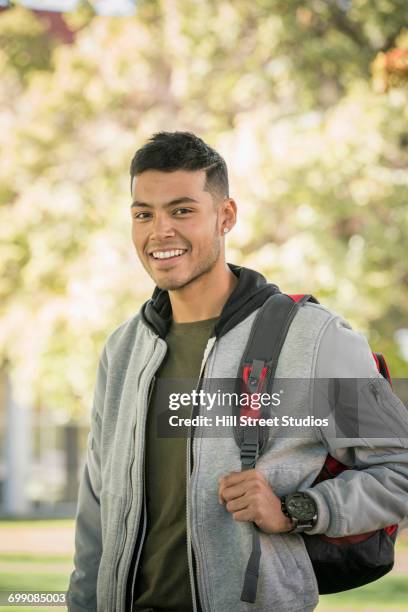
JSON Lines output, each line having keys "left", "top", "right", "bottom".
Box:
{"left": 151, "top": 249, "right": 186, "bottom": 259}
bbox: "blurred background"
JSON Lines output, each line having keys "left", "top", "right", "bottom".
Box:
{"left": 0, "top": 1, "right": 407, "bottom": 610}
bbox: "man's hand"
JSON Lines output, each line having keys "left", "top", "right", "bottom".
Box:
{"left": 218, "top": 469, "right": 293, "bottom": 534}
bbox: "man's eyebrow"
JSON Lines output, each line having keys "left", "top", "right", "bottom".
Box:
{"left": 130, "top": 196, "right": 199, "bottom": 209}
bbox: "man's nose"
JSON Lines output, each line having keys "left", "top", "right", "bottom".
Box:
{"left": 151, "top": 214, "right": 176, "bottom": 239}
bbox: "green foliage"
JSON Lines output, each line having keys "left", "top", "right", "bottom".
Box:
{"left": 0, "top": 7, "right": 55, "bottom": 83}
{"left": 0, "top": 2, "right": 407, "bottom": 419}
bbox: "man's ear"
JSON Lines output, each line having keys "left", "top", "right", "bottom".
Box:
{"left": 222, "top": 198, "right": 237, "bottom": 230}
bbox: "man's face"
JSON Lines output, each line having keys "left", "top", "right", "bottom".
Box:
{"left": 130, "top": 169, "right": 226, "bottom": 291}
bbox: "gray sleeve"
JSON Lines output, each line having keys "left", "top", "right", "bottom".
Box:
{"left": 67, "top": 348, "right": 107, "bottom": 611}
{"left": 304, "top": 315, "right": 408, "bottom": 537}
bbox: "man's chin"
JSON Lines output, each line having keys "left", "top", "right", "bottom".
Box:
{"left": 151, "top": 259, "right": 217, "bottom": 291}
{"left": 154, "top": 271, "right": 197, "bottom": 292}
{"left": 156, "top": 278, "right": 189, "bottom": 291}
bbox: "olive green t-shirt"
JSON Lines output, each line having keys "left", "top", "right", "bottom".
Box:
{"left": 133, "top": 316, "right": 219, "bottom": 612}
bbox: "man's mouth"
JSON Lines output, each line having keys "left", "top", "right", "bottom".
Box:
{"left": 149, "top": 248, "right": 188, "bottom": 261}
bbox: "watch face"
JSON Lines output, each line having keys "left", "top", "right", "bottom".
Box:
{"left": 286, "top": 494, "right": 317, "bottom": 521}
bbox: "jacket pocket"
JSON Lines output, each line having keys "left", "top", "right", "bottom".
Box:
{"left": 255, "top": 532, "right": 319, "bottom": 609}
{"left": 97, "top": 490, "right": 124, "bottom": 612}
{"left": 198, "top": 482, "right": 319, "bottom": 611}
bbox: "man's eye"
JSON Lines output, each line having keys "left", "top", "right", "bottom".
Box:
{"left": 173, "top": 208, "right": 192, "bottom": 215}
{"left": 133, "top": 212, "right": 151, "bottom": 220}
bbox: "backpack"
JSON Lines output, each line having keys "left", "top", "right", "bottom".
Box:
{"left": 234, "top": 292, "right": 398, "bottom": 603}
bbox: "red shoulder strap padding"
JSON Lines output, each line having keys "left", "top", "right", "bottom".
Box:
{"left": 287, "top": 294, "right": 307, "bottom": 302}
{"left": 286, "top": 293, "right": 319, "bottom": 304}
{"left": 373, "top": 352, "right": 392, "bottom": 387}
{"left": 240, "top": 364, "right": 268, "bottom": 419}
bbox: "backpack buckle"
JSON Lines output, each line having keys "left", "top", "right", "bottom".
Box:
{"left": 240, "top": 441, "right": 259, "bottom": 468}
{"left": 247, "top": 359, "right": 265, "bottom": 394}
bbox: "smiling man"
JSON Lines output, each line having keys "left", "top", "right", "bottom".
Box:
{"left": 67, "top": 132, "right": 408, "bottom": 612}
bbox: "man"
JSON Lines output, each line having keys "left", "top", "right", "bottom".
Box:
{"left": 67, "top": 132, "right": 408, "bottom": 612}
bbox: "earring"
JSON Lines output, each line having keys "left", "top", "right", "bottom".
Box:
{"left": 223, "top": 227, "right": 229, "bottom": 234}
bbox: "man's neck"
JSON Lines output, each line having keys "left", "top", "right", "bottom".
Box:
{"left": 169, "top": 264, "right": 238, "bottom": 323}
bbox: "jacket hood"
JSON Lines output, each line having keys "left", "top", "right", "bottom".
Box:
{"left": 140, "top": 263, "right": 281, "bottom": 339}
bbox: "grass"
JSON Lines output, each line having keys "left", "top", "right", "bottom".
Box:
{"left": 0, "top": 553, "right": 69, "bottom": 612}
{"left": 0, "top": 553, "right": 72, "bottom": 563}
{"left": 0, "top": 573, "right": 68, "bottom": 591}
{"left": 317, "top": 575, "right": 408, "bottom": 610}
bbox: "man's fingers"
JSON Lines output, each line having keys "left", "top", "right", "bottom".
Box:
{"left": 218, "top": 471, "right": 283, "bottom": 533}
{"left": 232, "top": 508, "right": 254, "bottom": 523}
{"left": 219, "top": 482, "right": 248, "bottom": 503}
{"left": 218, "top": 473, "right": 242, "bottom": 499}
{"left": 218, "top": 469, "right": 269, "bottom": 504}
{"left": 220, "top": 470, "right": 256, "bottom": 488}
{"left": 225, "top": 495, "right": 249, "bottom": 513}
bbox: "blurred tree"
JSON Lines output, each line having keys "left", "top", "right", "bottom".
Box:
{"left": 0, "top": 1, "right": 407, "bottom": 420}
{"left": 0, "top": 6, "right": 55, "bottom": 83}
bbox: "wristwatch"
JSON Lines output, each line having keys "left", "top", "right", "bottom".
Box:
{"left": 281, "top": 492, "right": 318, "bottom": 533}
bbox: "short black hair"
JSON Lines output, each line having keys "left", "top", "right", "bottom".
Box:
{"left": 130, "top": 131, "right": 229, "bottom": 201}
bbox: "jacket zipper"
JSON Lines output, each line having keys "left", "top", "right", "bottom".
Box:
{"left": 128, "top": 376, "right": 156, "bottom": 612}
{"left": 186, "top": 336, "right": 217, "bottom": 612}
{"left": 113, "top": 340, "right": 166, "bottom": 611}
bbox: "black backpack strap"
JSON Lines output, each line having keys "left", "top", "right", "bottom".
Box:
{"left": 235, "top": 293, "right": 318, "bottom": 453}
{"left": 239, "top": 293, "right": 318, "bottom": 603}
